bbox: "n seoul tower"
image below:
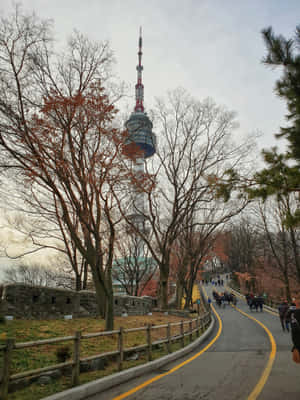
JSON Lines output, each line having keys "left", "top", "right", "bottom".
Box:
{"left": 124, "top": 28, "right": 156, "bottom": 255}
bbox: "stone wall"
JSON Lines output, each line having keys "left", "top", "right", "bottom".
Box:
{"left": 0, "top": 284, "right": 155, "bottom": 319}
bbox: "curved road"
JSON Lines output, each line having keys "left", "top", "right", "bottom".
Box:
{"left": 87, "top": 284, "right": 300, "bottom": 400}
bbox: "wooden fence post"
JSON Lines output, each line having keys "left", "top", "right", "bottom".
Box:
{"left": 196, "top": 317, "right": 200, "bottom": 337}
{"left": 166, "top": 323, "right": 171, "bottom": 353}
{"left": 206, "top": 313, "right": 210, "bottom": 327}
{"left": 200, "top": 316, "right": 204, "bottom": 333}
{"left": 72, "top": 331, "right": 81, "bottom": 387}
{"left": 189, "top": 320, "right": 193, "bottom": 343}
{"left": 118, "top": 327, "right": 124, "bottom": 371}
{"left": 0, "top": 338, "right": 15, "bottom": 400}
{"left": 180, "top": 320, "right": 184, "bottom": 348}
{"left": 146, "top": 324, "right": 152, "bottom": 362}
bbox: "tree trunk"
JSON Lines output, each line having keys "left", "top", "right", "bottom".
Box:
{"left": 184, "top": 284, "right": 193, "bottom": 310}
{"left": 159, "top": 269, "right": 169, "bottom": 309}
{"left": 282, "top": 231, "right": 292, "bottom": 303}
{"left": 176, "top": 279, "right": 184, "bottom": 309}
{"left": 283, "top": 268, "right": 292, "bottom": 303}
{"left": 89, "top": 266, "right": 106, "bottom": 318}
{"left": 289, "top": 227, "right": 300, "bottom": 284}
{"left": 105, "top": 291, "right": 114, "bottom": 331}
{"left": 75, "top": 272, "right": 82, "bottom": 291}
{"left": 82, "top": 261, "right": 89, "bottom": 290}
{"left": 104, "top": 272, "right": 114, "bottom": 331}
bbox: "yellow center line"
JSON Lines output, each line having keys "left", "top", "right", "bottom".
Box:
{"left": 232, "top": 305, "right": 277, "bottom": 400}
{"left": 112, "top": 293, "right": 222, "bottom": 400}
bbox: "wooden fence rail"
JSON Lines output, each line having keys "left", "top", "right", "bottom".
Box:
{"left": 0, "top": 311, "right": 211, "bottom": 400}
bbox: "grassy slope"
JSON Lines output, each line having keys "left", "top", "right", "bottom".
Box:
{"left": 0, "top": 313, "right": 193, "bottom": 400}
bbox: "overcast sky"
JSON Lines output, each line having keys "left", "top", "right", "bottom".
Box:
{"left": 1, "top": 0, "right": 299, "bottom": 152}
{"left": 0, "top": 0, "right": 299, "bottom": 277}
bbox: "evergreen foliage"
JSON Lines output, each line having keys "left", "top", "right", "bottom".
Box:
{"left": 249, "top": 25, "right": 300, "bottom": 227}
{"left": 262, "top": 26, "right": 300, "bottom": 161}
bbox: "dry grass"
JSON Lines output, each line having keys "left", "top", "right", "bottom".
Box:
{"left": 0, "top": 313, "right": 191, "bottom": 375}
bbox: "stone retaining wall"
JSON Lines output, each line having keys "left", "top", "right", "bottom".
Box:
{"left": 0, "top": 284, "right": 155, "bottom": 319}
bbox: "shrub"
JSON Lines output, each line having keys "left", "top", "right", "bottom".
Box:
{"left": 55, "top": 346, "right": 71, "bottom": 363}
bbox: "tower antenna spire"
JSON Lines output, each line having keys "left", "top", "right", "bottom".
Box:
{"left": 135, "top": 26, "right": 144, "bottom": 112}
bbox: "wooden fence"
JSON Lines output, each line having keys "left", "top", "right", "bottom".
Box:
{"left": 0, "top": 311, "right": 211, "bottom": 399}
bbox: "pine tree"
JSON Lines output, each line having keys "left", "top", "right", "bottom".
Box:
{"left": 249, "top": 26, "right": 300, "bottom": 225}
{"left": 247, "top": 26, "right": 300, "bottom": 284}
{"left": 262, "top": 26, "right": 300, "bottom": 162}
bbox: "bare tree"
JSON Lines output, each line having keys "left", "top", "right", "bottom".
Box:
{"left": 174, "top": 224, "right": 219, "bottom": 310}
{"left": 257, "top": 194, "right": 300, "bottom": 301}
{"left": 117, "top": 89, "right": 255, "bottom": 308}
{"left": 172, "top": 198, "right": 250, "bottom": 309}
{"left": 2, "top": 262, "right": 76, "bottom": 288}
{"left": 113, "top": 232, "right": 157, "bottom": 296}
{"left": 224, "top": 215, "right": 262, "bottom": 274}
{"left": 0, "top": 5, "right": 132, "bottom": 330}
{"left": 0, "top": 205, "right": 92, "bottom": 291}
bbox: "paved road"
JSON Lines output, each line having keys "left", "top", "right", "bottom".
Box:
{"left": 87, "top": 284, "right": 300, "bottom": 400}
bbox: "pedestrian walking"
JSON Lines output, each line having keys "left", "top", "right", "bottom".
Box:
{"left": 285, "top": 306, "right": 291, "bottom": 332}
{"left": 221, "top": 293, "right": 226, "bottom": 308}
{"left": 278, "top": 301, "right": 290, "bottom": 332}
{"left": 253, "top": 296, "right": 259, "bottom": 312}
{"left": 226, "top": 292, "right": 232, "bottom": 305}
{"left": 245, "top": 293, "right": 251, "bottom": 307}
{"left": 257, "top": 295, "right": 264, "bottom": 312}
{"left": 286, "top": 299, "right": 300, "bottom": 363}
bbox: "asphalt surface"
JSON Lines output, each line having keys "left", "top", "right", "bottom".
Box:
{"left": 86, "top": 283, "right": 300, "bottom": 400}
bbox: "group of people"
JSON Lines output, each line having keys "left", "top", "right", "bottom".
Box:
{"left": 203, "top": 275, "right": 300, "bottom": 361}
{"left": 245, "top": 293, "right": 264, "bottom": 312}
{"left": 211, "top": 290, "right": 237, "bottom": 308}
{"left": 202, "top": 275, "right": 300, "bottom": 362}
{"left": 202, "top": 274, "right": 230, "bottom": 287}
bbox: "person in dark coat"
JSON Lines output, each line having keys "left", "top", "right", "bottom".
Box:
{"left": 245, "top": 293, "right": 251, "bottom": 307}
{"left": 248, "top": 293, "right": 255, "bottom": 311}
{"left": 257, "top": 295, "right": 264, "bottom": 312}
{"left": 252, "top": 296, "right": 259, "bottom": 312}
{"left": 284, "top": 306, "right": 291, "bottom": 333}
{"left": 286, "top": 300, "right": 300, "bottom": 352}
{"left": 278, "top": 301, "right": 290, "bottom": 332}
